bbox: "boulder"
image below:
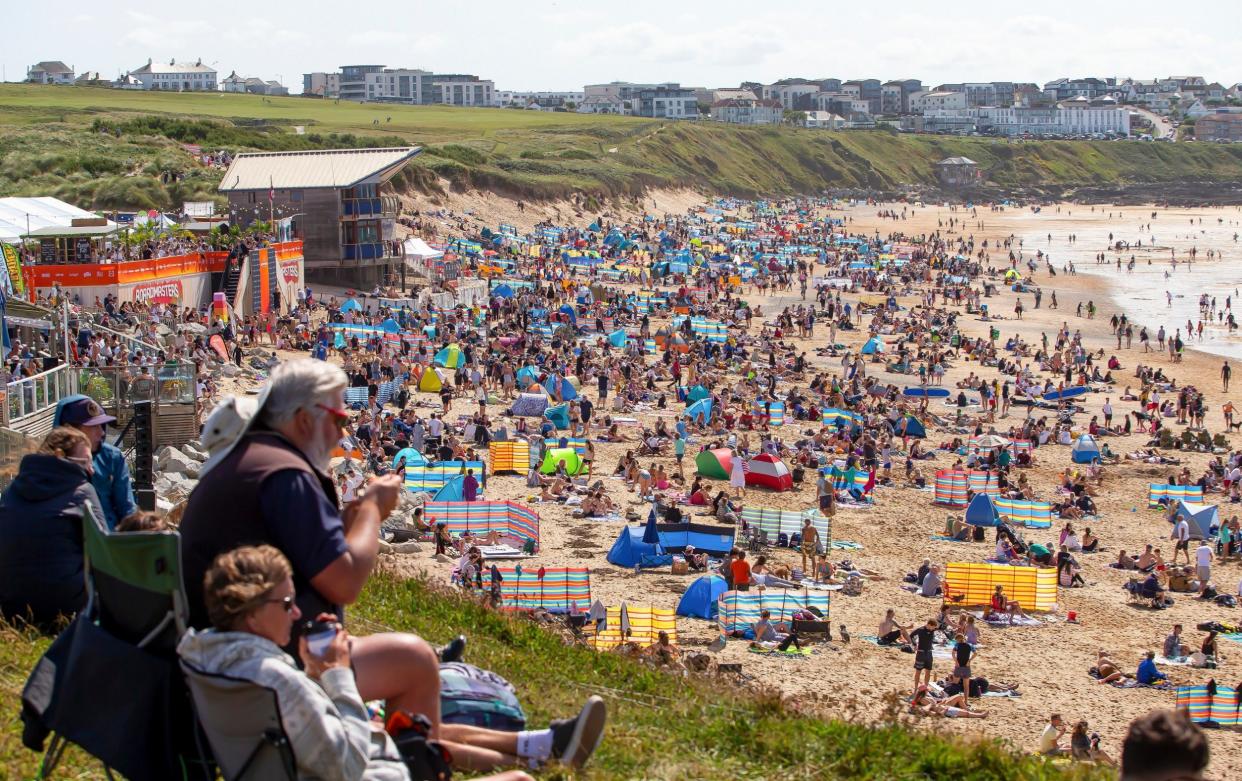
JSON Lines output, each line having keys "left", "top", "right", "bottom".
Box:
{"left": 157, "top": 446, "right": 200, "bottom": 478}
{"left": 218, "top": 363, "right": 241, "bottom": 378}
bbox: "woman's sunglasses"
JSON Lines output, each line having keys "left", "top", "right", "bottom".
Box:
{"left": 263, "top": 596, "right": 296, "bottom": 612}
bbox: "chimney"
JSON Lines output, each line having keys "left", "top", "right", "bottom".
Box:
{"left": 170, "top": 58, "right": 176, "bottom": 66}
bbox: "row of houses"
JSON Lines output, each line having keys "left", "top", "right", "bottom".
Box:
{"left": 27, "top": 59, "right": 286, "bottom": 94}
{"left": 303, "top": 66, "right": 495, "bottom": 107}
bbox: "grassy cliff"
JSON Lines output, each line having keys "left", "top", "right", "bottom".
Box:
{"left": 0, "top": 571, "right": 1109, "bottom": 780}
{"left": 3, "top": 83, "right": 1242, "bottom": 209}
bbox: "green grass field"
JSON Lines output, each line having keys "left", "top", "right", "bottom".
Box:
{"left": 3, "top": 83, "right": 1242, "bottom": 209}
{"left": 0, "top": 571, "right": 1111, "bottom": 780}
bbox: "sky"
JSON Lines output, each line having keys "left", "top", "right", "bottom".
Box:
{"left": 5, "top": 1, "right": 1240, "bottom": 92}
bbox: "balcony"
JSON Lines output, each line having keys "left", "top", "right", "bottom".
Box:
{"left": 341, "top": 195, "right": 398, "bottom": 218}
{"left": 342, "top": 241, "right": 401, "bottom": 262}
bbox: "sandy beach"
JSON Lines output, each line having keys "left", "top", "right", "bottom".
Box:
{"left": 358, "top": 197, "right": 1242, "bottom": 774}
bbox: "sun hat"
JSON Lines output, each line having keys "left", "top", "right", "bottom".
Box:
{"left": 198, "top": 393, "right": 264, "bottom": 477}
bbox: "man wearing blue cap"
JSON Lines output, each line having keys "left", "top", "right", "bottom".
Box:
{"left": 53, "top": 394, "right": 135, "bottom": 530}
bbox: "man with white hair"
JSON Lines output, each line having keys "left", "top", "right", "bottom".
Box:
{"left": 180, "top": 360, "right": 606, "bottom": 770}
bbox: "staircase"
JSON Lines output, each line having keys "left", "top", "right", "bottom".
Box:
{"left": 221, "top": 262, "right": 242, "bottom": 308}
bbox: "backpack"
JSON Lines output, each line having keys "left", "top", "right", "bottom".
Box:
{"left": 438, "top": 662, "right": 527, "bottom": 731}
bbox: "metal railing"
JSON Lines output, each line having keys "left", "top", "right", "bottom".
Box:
{"left": 78, "top": 363, "right": 197, "bottom": 412}
{"left": 6, "top": 364, "right": 78, "bottom": 424}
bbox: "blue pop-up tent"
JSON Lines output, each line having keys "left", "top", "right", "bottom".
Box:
{"left": 433, "top": 475, "right": 466, "bottom": 502}
{"left": 492, "top": 284, "right": 515, "bottom": 299}
{"left": 340, "top": 298, "right": 362, "bottom": 312}
{"left": 684, "top": 398, "right": 712, "bottom": 424}
{"left": 544, "top": 404, "right": 570, "bottom": 430}
{"left": 608, "top": 329, "right": 627, "bottom": 348}
{"left": 891, "top": 414, "right": 926, "bottom": 438}
{"left": 964, "top": 493, "right": 1001, "bottom": 527}
{"left": 676, "top": 575, "right": 729, "bottom": 619}
{"left": 1172, "top": 501, "right": 1217, "bottom": 540}
{"left": 860, "top": 337, "right": 885, "bottom": 355}
{"left": 686, "top": 385, "right": 711, "bottom": 402}
{"left": 606, "top": 523, "right": 735, "bottom": 568}
{"left": 1070, "top": 434, "right": 1101, "bottom": 464}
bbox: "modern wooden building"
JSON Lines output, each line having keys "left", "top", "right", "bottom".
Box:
{"left": 217, "top": 147, "right": 421, "bottom": 285}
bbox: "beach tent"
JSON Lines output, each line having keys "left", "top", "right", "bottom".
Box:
{"left": 547, "top": 375, "right": 578, "bottom": 401}
{"left": 607, "top": 523, "right": 736, "bottom": 568}
{"left": 404, "top": 462, "right": 487, "bottom": 495}
{"left": 516, "top": 366, "right": 540, "bottom": 389}
{"left": 434, "top": 344, "right": 466, "bottom": 368}
{"left": 860, "top": 337, "right": 886, "bottom": 355}
{"left": 1070, "top": 434, "right": 1101, "bottom": 464}
{"left": 392, "top": 447, "right": 429, "bottom": 469}
{"left": 492, "top": 283, "right": 515, "bottom": 299}
{"left": 717, "top": 590, "right": 830, "bottom": 633}
{"left": 381, "top": 318, "right": 401, "bottom": 333}
{"left": 964, "top": 493, "right": 1001, "bottom": 527}
{"left": 745, "top": 453, "right": 793, "bottom": 491}
{"left": 544, "top": 404, "right": 570, "bottom": 430}
{"left": 608, "top": 329, "right": 627, "bottom": 348}
{"left": 686, "top": 385, "right": 711, "bottom": 402}
{"left": 418, "top": 367, "right": 445, "bottom": 393}
{"left": 432, "top": 475, "right": 467, "bottom": 502}
{"left": 944, "top": 562, "right": 1057, "bottom": 612}
{"left": 993, "top": 498, "right": 1053, "bottom": 529}
{"left": 539, "top": 447, "right": 587, "bottom": 475}
{"left": 695, "top": 448, "right": 733, "bottom": 479}
{"left": 684, "top": 398, "right": 713, "bottom": 424}
{"left": 489, "top": 441, "right": 532, "bottom": 474}
{"left": 676, "top": 575, "right": 729, "bottom": 619}
{"left": 511, "top": 393, "right": 549, "bottom": 417}
{"left": 1175, "top": 684, "right": 1242, "bottom": 726}
{"left": 891, "top": 414, "right": 926, "bottom": 438}
{"left": 340, "top": 298, "right": 362, "bottom": 313}
{"left": 1147, "top": 483, "right": 1203, "bottom": 508}
{"left": 496, "top": 566, "right": 590, "bottom": 612}
{"left": 1172, "top": 501, "right": 1217, "bottom": 540}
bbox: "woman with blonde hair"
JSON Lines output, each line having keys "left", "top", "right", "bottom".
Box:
{"left": 180, "top": 545, "right": 594, "bottom": 780}
{"left": 0, "top": 426, "right": 102, "bottom": 627}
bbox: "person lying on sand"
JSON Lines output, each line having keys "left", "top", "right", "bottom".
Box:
{"left": 1094, "top": 650, "right": 1126, "bottom": 684}
{"left": 909, "top": 686, "right": 988, "bottom": 718}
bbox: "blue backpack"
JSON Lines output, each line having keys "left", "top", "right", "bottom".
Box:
{"left": 439, "top": 662, "right": 526, "bottom": 731}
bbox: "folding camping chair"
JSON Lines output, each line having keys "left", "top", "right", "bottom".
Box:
{"left": 179, "top": 664, "right": 297, "bottom": 781}
{"left": 22, "top": 505, "right": 209, "bottom": 781}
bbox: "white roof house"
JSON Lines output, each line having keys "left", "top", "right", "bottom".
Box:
{"left": 217, "top": 148, "right": 422, "bottom": 192}
{"left": 0, "top": 196, "right": 115, "bottom": 242}
{"left": 128, "top": 58, "right": 217, "bottom": 91}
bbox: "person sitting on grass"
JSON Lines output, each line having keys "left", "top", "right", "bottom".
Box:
{"left": 908, "top": 685, "right": 988, "bottom": 718}
{"left": 179, "top": 545, "right": 604, "bottom": 778}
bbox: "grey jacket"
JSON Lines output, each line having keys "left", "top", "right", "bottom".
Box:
{"left": 177, "top": 628, "right": 409, "bottom": 781}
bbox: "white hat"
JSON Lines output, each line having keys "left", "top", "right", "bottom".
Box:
{"left": 199, "top": 393, "right": 263, "bottom": 477}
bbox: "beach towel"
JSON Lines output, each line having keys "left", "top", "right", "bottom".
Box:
{"left": 980, "top": 690, "right": 1022, "bottom": 698}
{"left": 828, "top": 540, "right": 863, "bottom": 550}
{"left": 930, "top": 535, "right": 971, "bottom": 543}
{"left": 968, "top": 610, "right": 1044, "bottom": 628}
{"left": 747, "top": 646, "right": 814, "bottom": 657}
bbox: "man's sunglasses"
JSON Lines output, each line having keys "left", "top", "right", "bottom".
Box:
{"left": 314, "top": 403, "right": 350, "bottom": 428}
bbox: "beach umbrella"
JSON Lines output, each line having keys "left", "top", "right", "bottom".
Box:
{"left": 973, "top": 434, "right": 1010, "bottom": 450}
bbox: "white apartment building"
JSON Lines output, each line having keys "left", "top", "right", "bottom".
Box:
{"left": 303, "top": 72, "right": 341, "bottom": 98}
{"left": 762, "top": 83, "right": 820, "bottom": 110}
{"left": 909, "top": 90, "right": 967, "bottom": 113}
{"left": 128, "top": 58, "right": 217, "bottom": 91}
{"left": 927, "top": 106, "right": 1130, "bottom": 136}
{"left": 710, "top": 98, "right": 783, "bottom": 125}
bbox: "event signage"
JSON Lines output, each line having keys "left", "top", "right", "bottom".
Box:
{"left": 131, "top": 279, "right": 183, "bottom": 304}
{"left": 1, "top": 244, "right": 25, "bottom": 296}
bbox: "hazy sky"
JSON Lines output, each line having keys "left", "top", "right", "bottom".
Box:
{"left": 5, "top": 1, "right": 1239, "bottom": 92}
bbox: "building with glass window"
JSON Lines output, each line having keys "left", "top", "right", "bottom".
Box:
{"left": 218, "top": 147, "right": 422, "bottom": 285}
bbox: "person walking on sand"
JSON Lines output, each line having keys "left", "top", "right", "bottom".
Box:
{"left": 729, "top": 449, "right": 746, "bottom": 498}
{"left": 1223, "top": 361, "right": 1232, "bottom": 393}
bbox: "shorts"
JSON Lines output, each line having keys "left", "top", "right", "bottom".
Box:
{"left": 819, "top": 495, "right": 833, "bottom": 512}
{"left": 1176, "top": 540, "right": 1190, "bottom": 552}
{"left": 914, "top": 650, "right": 933, "bottom": 670}
{"left": 878, "top": 630, "right": 902, "bottom": 646}
{"left": 735, "top": 583, "right": 750, "bottom": 592}
{"left": 1198, "top": 565, "right": 1211, "bottom": 582}
{"left": 953, "top": 665, "right": 972, "bottom": 680}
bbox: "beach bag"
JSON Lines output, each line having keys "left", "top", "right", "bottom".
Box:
{"left": 439, "top": 663, "right": 527, "bottom": 731}
{"left": 842, "top": 576, "right": 864, "bottom": 596}
{"left": 1215, "top": 594, "right": 1237, "bottom": 608}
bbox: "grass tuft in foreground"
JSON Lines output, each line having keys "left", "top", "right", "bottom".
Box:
{"left": 0, "top": 571, "right": 1110, "bottom": 779}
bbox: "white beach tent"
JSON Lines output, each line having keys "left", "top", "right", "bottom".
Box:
{"left": 1172, "top": 501, "right": 1217, "bottom": 540}
{"left": 403, "top": 237, "right": 444, "bottom": 261}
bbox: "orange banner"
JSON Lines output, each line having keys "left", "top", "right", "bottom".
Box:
{"left": 26, "top": 243, "right": 303, "bottom": 290}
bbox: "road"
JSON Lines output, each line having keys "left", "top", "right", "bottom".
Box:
{"left": 1130, "top": 106, "right": 1174, "bottom": 139}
